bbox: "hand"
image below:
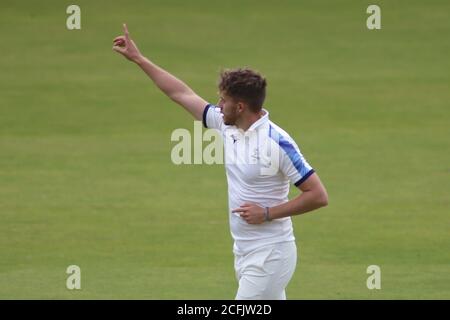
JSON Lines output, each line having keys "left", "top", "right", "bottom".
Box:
{"left": 232, "top": 202, "right": 266, "bottom": 224}
{"left": 112, "top": 23, "right": 143, "bottom": 63}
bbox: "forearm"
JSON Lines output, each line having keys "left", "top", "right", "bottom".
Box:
{"left": 233, "top": 173, "right": 328, "bottom": 224}
{"left": 269, "top": 190, "right": 327, "bottom": 220}
{"left": 134, "top": 56, "right": 194, "bottom": 100}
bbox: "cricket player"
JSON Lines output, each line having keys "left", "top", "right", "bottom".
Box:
{"left": 113, "top": 24, "right": 328, "bottom": 300}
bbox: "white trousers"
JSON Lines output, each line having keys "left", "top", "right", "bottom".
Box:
{"left": 234, "top": 241, "right": 297, "bottom": 300}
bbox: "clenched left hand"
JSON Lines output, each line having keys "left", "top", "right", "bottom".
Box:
{"left": 232, "top": 202, "right": 266, "bottom": 224}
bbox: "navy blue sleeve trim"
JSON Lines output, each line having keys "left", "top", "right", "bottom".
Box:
{"left": 202, "top": 104, "right": 212, "bottom": 128}
{"left": 294, "top": 169, "right": 315, "bottom": 187}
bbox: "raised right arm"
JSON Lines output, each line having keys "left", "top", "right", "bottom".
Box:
{"left": 112, "top": 23, "right": 208, "bottom": 121}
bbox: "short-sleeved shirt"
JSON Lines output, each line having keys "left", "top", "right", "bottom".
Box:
{"left": 203, "top": 104, "right": 315, "bottom": 255}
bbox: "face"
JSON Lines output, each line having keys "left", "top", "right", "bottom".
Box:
{"left": 217, "top": 92, "right": 241, "bottom": 125}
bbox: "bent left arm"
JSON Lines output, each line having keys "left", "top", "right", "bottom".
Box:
{"left": 269, "top": 172, "right": 328, "bottom": 220}
{"left": 232, "top": 173, "right": 328, "bottom": 224}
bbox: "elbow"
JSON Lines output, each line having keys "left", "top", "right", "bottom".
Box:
{"left": 317, "top": 191, "right": 329, "bottom": 208}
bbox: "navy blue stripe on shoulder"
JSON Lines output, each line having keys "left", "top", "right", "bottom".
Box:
{"left": 294, "top": 169, "right": 315, "bottom": 187}
{"left": 202, "top": 104, "right": 212, "bottom": 128}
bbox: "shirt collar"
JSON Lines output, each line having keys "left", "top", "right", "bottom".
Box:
{"left": 247, "top": 108, "right": 269, "bottom": 132}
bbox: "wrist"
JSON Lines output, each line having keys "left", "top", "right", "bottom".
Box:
{"left": 133, "top": 55, "right": 146, "bottom": 65}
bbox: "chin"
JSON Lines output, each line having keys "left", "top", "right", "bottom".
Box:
{"left": 223, "top": 115, "right": 236, "bottom": 126}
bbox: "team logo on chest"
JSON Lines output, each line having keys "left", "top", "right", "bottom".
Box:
{"left": 230, "top": 134, "right": 238, "bottom": 144}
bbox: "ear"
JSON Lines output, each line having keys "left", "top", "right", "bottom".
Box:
{"left": 237, "top": 101, "right": 246, "bottom": 113}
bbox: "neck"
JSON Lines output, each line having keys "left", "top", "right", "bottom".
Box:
{"left": 236, "top": 109, "right": 265, "bottom": 131}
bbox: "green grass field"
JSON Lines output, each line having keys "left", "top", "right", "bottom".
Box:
{"left": 1, "top": 0, "right": 449, "bottom": 299}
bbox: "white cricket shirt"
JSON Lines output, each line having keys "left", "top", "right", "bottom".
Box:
{"left": 203, "top": 104, "right": 315, "bottom": 255}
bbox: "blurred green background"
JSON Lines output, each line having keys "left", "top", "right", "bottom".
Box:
{"left": 0, "top": 0, "right": 449, "bottom": 299}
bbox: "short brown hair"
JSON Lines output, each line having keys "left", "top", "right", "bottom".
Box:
{"left": 218, "top": 68, "right": 267, "bottom": 112}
